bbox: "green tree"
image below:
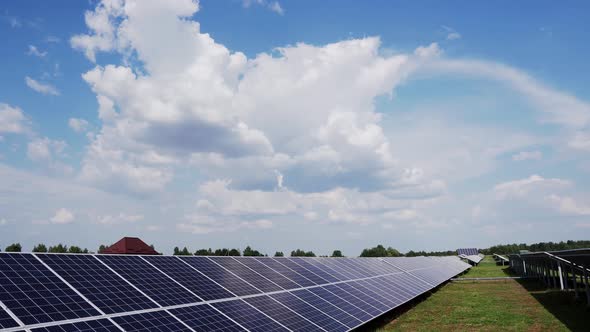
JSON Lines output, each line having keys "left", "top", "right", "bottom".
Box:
{"left": 290, "top": 249, "right": 316, "bottom": 257}
{"left": 386, "top": 247, "right": 402, "bottom": 257}
{"left": 274, "top": 251, "right": 284, "bottom": 257}
{"left": 4, "top": 243, "right": 22, "bottom": 252}
{"left": 98, "top": 244, "right": 108, "bottom": 253}
{"left": 32, "top": 243, "right": 48, "bottom": 252}
{"left": 331, "top": 250, "right": 344, "bottom": 257}
{"left": 228, "top": 248, "right": 241, "bottom": 256}
{"left": 243, "top": 246, "right": 263, "bottom": 256}
{"left": 174, "top": 247, "right": 191, "bottom": 255}
{"left": 68, "top": 246, "right": 88, "bottom": 254}
{"left": 48, "top": 244, "right": 68, "bottom": 253}
{"left": 195, "top": 248, "right": 213, "bottom": 256}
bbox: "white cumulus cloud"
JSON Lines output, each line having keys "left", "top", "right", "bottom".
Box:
{"left": 25, "top": 76, "right": 60, "bottom": 96}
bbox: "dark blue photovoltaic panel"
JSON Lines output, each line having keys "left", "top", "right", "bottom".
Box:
{"left": 332, "top": 283, "right": 389, "bottom": 313}
{"left": 212, "top": 299, "right": 288, "bottom": 332}
{"left": 303, "top": 258, "right": 349, "bottom": 280}
{"left": 0, "top": 307, "right": 19, "bottom": 329}
{"left": 457, "top": 248, "right": 478, "bottom": 256}
{"left": 313, "top": 258, "right": 363, "bottom": 279}
{"left": 208, "top": 257, "right": 283, "bottom": 293}
{"left": 97, "top": 255, "right": 199, "bottom": 306}
{"left": 271, "top": 258, "right": 328, "bottom": 285}
{"left": 308, "top": 287, "right": 373, "bottom": 321}
{"left": 335, "top": 259, "right": 374, "bottom": 278}
{"left": 350, "top": 280, "right": 399, "bottom": 308}
{"left": 289, "top": 258, "right": 340, "bottom": 282}
{"left": 144, "top": 256, "right": 234, "bottom": 301}
{"left": 358, "top": 279, "right": 406, "bottom": 307}
{"left": 254, "top": 258, "right": 315, "bottom": 287}
{"left": 322, "top": 284, "right": 383, "bottom": 317}
{"left": 38, "top": 254, "right": 157, "bottom": 314}
{"left": 31, "top": 318, "right": 120, "bottom": 332}
{"left": 182, "top": 257, "right": 260, "bottom": 297}
{"left": 236, "top": 258, "right": 301, "bottom": 290}
{"left": 0, "top": 253, "right": 100, "bottom": 325}
{"left": 270, "top": 292, "right": 348, "bottom": 332}
{"left": 170, "top": 304, "right": 246, "bottom": 332}
{"left": 113, "top": 310, "right": 190, "bottom": 331}
{"left": 291, "top": 289, "right": 362, "bottom": 328}
{"left": 244, "top": 295, "right": 321, "bottom": 331}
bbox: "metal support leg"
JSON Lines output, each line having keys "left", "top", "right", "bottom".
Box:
{"left": 583, "top": 265, "right": 590, "bottom": 306}
{"left": 563, "top": 262, "right": 569, "bottom": 290}
{"left": 571, "top": 262, "right": 579, "bottom": 299}
{"left": 558, "top": 262, "right": 564, "bottom": 290}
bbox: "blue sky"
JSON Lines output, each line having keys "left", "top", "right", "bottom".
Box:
{"left": 1, "top": 0, "right": 589, "bottom": 255}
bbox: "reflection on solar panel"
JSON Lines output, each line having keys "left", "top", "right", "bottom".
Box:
{"left": 0, "top": 253, "right": 100, "bottom": 325}
{"left": 37, "top": 254, "right": 158, "bottom": 314}
{"left": 181, "top": 257, "right": 260, "bottom": 296}
{"left": 31, "top": 318, "right": 119, "bottom": 332}
{"left": 143, "top": 256, "right": 234, "bottom": 300}
{"left": 97, "top": 255, "right": 199, "bottom": 306}
{"left": 0, "top": 253, "right": 471, "bottom": 332}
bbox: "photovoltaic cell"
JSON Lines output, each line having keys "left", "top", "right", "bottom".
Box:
{"left": 97, "top": 255, "right": 199, "bottom": 306}
{"left": 350, "top": 280, "right": 399, "bottom": 307}
{"left": 181, "top": 257, "right": 260, "bottom": 297}
{"left": 289, "top": 258, "right": 340, "bottom": 282}
{"left": 143, "top": 256, "right": 234, "bottom": 301}
{"left": 112, "top": 310, "right": 191, "bottom": 331}
{"left": 208, "top": 257, "right": 283, "bottom": 293}
{"left": 235, "top": 258, "right": 301, "bottom": 290}
{"left": 291, "top": 289, "right": 362, "bottom": 328}
{"left": 312, "top": 258, "right": 363, "bottom": 279}
{"left": 244, "top": 295, "right": 321, "bottom": 331}
{"left": 0, "top": 307, "right": 19, "bottom": 329}
{"left": 271, "top": 258, "right": 328, "bottom": 285}
{"left": 170, "top": 304, "right": 246, "bottom": 332}
{"left": 308, "top": 287, "right": 373, "bottom": 322}
{"left": 357, "top": 279, "right": 405, "bottom": 306}
{"left": 303, "top": 258, "right": 349, "bottom": 281}
{"left": 37, "top": 254, "right": 157, "bottom": 314}
{"left": 332, "top": 283, "right": 389, "bottom": 313}
{"left": 212, "top": 299, "right": 288, "bottom": 332}
{"left": 0, "top": 253, "right": 100, "bottom": 325}
{"left": 322, "top": 284, "right": 383, "bottom": 317}
{"left": 31, "top": 318, "right": 120, "bottom": 332}
{"left": 254, "top": 258, "right": 316, "bottom": 287}
{"left": 270, "top": 292, "right": 348, "bottom": 332}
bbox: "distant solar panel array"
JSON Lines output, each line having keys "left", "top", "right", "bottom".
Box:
{"left": 457, "top": 248, "right": 479, "bottom": 256}
{"left": 0, "top": 253, "right": 470, "bottom": 331}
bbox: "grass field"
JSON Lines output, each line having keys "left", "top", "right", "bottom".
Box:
{"left": 377, "top": 257, "right": 590, "bottom": 332}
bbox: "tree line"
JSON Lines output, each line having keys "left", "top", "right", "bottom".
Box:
{"left": 3, "top": 240, "right": 589, "bottom": 257}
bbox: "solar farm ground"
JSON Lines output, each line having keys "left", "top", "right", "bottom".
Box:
{"left": 376, "top": 256, "right": 590, "bottom": 332}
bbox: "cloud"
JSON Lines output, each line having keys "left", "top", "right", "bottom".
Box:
{"left": 25, "top": 76, "right": 60, "bottom": 95}
{"left": 0, "top": 218, "right": 6, "bottom": 226}
{"left": 243, "top": 0, "right": 284, "bottom": 15}
{"left": 27, "top": 138, "right": 66, "bottom": 162}
{"left": 95, "top": 213, "right": 143, "bottom": 225}
{"left": 50, "top": 208, "right": 75, "bottom": 224}
{"left": 0, "top": 103, "right": 30, "bottom": 134}
{"left": 493, "top": 175, "right": 570, "bottom": 200}
{"left": 45, "top": 35, "right": 60, "bottom": 43}
{"left": 512, "top": 150, "right": 542, "bottom": 161}
{"left": 441, "top": 25, "right": 461, "bottom": 40}
{"left": 178, "top": 215, "right": 273, "bottom": 234}
{"left": 26, "top": 45, "right": 47, "bottom": 57}
{"left": 68, "top": 118, "right": 89, "bottom": 132}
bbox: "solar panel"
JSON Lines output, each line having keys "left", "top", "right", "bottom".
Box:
{"left": 244, "top": 295, "right": 321, "bottom": 331}
{"left": 289, "top": 258, "right": 341, "bottom": 282}
{"left": 212, "top": 299, "right": 288, "bottom": 332}
{"left": 37, "top": 254, "right": 158, "bottom": 314}
{"left": 169, "top": 304, "right": 246, "bottom": 332}
{"left": 254, "top": 258, "right": 316, "bottom": 287}
{"left": 30, "top": 318, "right": 120, "bottom": 332}
{"left": 235, "top": 258, "right": 301, "bottom": 290}
{"left": 181, "top": 257, "right": 260, "bottom": 296}
{"left": 291, "top": 288, "right": 362, "bottom": 328}
{"left": 271, "top": 258, "right": 328, "bottom": 285}
{"left": 112, "top": 310, "right": 191, "bottom": 331}
{"left": 307, "top": 286, "right": 374, "bottom": 322}
{"left": 457, "top": 248, "right": 478, "bottom": 255}
{"left": 0, "top": 307, "right": 19, "bottom": 329}
{"left": 0, "top": 253, "right": 471, "bottom": 331}
{"left": 143, "top": 256, "right": 234, "bottom": 301}
{"left": 208, "top": 257, "right": 283, "bottom": 293}
{"left": 270, "top": 291, "right": 348, "bottom": 332}
{"left": 0, "top": 253, "right": 100, "bottom": 325}
{"left": 97, "top": 255, "right": 200, "bottom": 306}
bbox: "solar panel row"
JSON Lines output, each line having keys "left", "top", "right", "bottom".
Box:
{"left": 457, "top": 248, "right": 479, "bottom": 256}
{"left": 0, "top": 253, "right": 470, "bottom": 331}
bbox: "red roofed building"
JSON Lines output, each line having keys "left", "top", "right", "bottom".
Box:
{"left": 100, "top": 237, "right": 159, "bottom": 255}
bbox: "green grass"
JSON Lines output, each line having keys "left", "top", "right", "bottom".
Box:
{"left": 378, "top": 257, "right": 590, "bottom": 332}
{"left": 458, "top": 256, "right": 512, "bottom": 278}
